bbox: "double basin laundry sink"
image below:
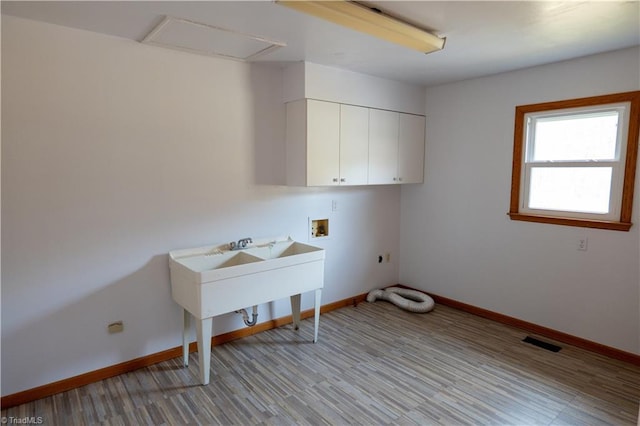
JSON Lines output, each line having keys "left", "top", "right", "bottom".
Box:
{"left": 172, "top": 238, "right": 321, "bottom": 284}
{"left": 169, "top": 236, "right": 325, "bottom": 385}
{"left": 170, "top": 237, "right": 325, "bottom": 319}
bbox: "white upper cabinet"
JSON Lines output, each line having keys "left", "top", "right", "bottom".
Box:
{"left": 306, "top": 100, "right": 341, "bottom": 186}
{"left": 286, "top": 98, "right": 424, "bottom": 187}
{"left": 286, "top": 99, "right": 369, "bottom": 186}
{"left": 368, "top": 110, "right": 425, "bottom": 185}
{"left": 368, "top": 109, "right": 400, "bottom": 185}
{"left": 286, "top": 99, "right": 339, "bottom": 186}
{"left": 339, "top": 104, "right": 369, "bottom": 185}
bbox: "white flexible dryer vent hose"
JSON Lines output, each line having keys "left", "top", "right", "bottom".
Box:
{"left": 366, "top": 287, "right": 434, "bottom": 313}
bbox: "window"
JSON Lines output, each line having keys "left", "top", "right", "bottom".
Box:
{"left": 509, "top": 91, "right": 640, "bottom": 231}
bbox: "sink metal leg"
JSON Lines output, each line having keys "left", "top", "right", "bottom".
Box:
{"left": 314, "top": 289, "right": 322, "bottom": 343}
{"left": 195, "top": 317, "right": 213, "bottom": 385}
{"left": 182, "top": 309, "right": 191, "bottom": 367}
{"left": 290, "top": 294, "right": 301, "bottom": 330}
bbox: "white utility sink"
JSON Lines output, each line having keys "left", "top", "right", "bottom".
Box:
{"left": 169, "top": 237, "right": 325, "bottom": 385}
{"left": 241, "top": 240, "right": 322, "bottom": 261}
{"left": 176, "top": 250, "right": 263, "bottom": 273}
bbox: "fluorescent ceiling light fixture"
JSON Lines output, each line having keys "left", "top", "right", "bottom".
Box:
{"left": 142, "top": 16, "right": 286, "bottom": 61}
{"left": 277, "top": 0, "right": 445, "bottom": 54}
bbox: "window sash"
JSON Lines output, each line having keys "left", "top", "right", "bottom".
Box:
{"left": 525, "top": 108, "right": 624, "bottom": 163}
{"left": 520, "top": 162, "right": 621, "bottom": 220}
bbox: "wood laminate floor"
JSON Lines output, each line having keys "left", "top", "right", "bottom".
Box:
{"left": 2, "top": 302, "right": 639, "bottom": 425}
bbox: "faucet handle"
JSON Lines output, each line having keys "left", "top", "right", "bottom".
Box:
{"left": 231, "top": 237, "right": 253, "bottom": 250}
{"left": 238, "top": 237, "right": 252, "bottom": 245}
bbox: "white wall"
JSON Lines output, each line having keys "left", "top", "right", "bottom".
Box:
{"left": 1, "top": 16, "right": 401, "bottom": 396}
{"left": 283, "top": 61, "right": 425, "bottom": 115}
{"left": 400, "top": 47, "right": 640, "bottom": 354}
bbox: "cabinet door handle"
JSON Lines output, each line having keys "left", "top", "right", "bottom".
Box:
{"left": 398, "top": 177, "right": 403, "bottom": 182}
{"left": 332, "top": 178, "right": 338, "bottom": 182}
{"left": 393, "top": 177, "right": 397, "bottom": 181}
{"left": 340, "top": 178, "right": 346, "bottom": 182}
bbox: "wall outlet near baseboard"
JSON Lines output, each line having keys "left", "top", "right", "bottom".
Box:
{"left": 577, "top": 237, "right": 588, "bottom": 251}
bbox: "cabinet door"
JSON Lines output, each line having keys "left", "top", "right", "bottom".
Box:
{"left": 306, "top": 100, "right": 340, "bottom": 186}
{"left": 368, "top": 109, "right": 399, "bottom": 184}
{"left": 339, "top": 104, "right": 369, "bottom": 185}
{"left": 398, "top": 113, "right": 425, "bottom": 184}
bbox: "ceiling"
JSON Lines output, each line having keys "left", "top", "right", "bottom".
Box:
{"left": 2, "top": 1, "right": 639, "bottom": 87}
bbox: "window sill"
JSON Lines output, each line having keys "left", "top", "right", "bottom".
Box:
{"left": 508, "top": 212, "right": 632, "bottom": 231}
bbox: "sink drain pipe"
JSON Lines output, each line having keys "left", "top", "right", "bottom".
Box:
{"left": 236, "top": 305, "right": 258, "bottom": 326}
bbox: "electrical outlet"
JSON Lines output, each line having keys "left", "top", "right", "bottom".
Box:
{"left": 385, "top": 253, "right": 391, "bottom": 263}
{"left": 577, "top": 237, "right": 588, "bottom": 251}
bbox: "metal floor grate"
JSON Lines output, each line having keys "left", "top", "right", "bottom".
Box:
{"left": 523, "top": 336, "right": 562, "bottom": 352}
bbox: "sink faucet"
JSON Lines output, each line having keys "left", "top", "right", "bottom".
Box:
{"left": 229, "top": 237, "right": 253, "bottom": 250}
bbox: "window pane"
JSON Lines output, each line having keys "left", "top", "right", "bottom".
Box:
{"left": 532, "top": 111, "right": 619, "bottom": 161}
{"left": 528, "top": 167, "right": 612, "bottom": 214}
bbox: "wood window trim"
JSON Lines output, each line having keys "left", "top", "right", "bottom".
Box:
{"left": 509, "top": 91, "right": 640, "bottom": 231}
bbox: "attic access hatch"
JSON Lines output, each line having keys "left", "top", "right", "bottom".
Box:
{"left": 142, "top": 16, "right": 286, "bottom": 61}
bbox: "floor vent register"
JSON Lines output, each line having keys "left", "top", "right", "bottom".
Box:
{"left": 522, "top": 336, "right": 562, "bottom": 352}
